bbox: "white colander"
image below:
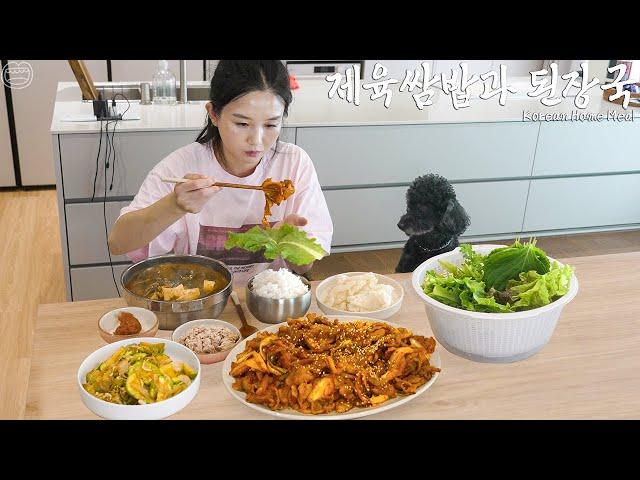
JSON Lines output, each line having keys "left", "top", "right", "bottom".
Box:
{"left": 411, "top": 244, "right": 579, "bottom": 363}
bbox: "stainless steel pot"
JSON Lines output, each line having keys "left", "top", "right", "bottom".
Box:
{"left": 120, "top": 254, "right": 233, "bottom": 330}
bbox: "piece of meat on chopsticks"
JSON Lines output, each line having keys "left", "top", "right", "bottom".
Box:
{"left": 261, "top": 178, "right": 295, "bottom": 227}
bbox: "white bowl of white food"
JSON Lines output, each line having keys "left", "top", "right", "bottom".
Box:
{"left": 315, "top": 272, "right": 404, "bottom": 320}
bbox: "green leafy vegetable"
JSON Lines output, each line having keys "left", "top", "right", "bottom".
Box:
{"left": 483, "top": 238, "right": 550, "bottom": 290}
{"left": 224, "top": 224, "right": 327, "bottom": 266}
{"left": 507, "top": 262, "right": 573, "bottom": 310}
{"left": 421, "top": 239, "right": 574, "bottom": 313}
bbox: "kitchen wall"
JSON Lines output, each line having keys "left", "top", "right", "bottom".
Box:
{"left": 8, "top": 60, "right": 108, "bottom": 186}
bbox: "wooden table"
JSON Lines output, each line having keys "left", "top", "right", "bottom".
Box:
{"left": 23, "top": 252, "right": 640, "bottom": 419}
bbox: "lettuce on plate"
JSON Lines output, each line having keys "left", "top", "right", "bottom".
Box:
{"left": 421, "top": 238, "right": 574, "bottom": 313}
{"left": 224, "top": 224, "right": 327, "bottom": 266}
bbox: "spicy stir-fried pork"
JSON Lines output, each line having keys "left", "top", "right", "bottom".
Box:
{"left": 261, "top": 178, "right": 295, "bottom": 227}
{"left": 230, "top": 313, "right": 440, "bottom": 414}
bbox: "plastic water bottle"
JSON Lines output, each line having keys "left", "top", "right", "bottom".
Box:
{"left": 152, "top": 60, "right": 176, "bottom": 105}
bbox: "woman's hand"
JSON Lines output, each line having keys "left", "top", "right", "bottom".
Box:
{"left": 273, "top": 214, "right": 308, "bottom": 229}
{"left": 272, "top": 214, "right": 313, "bottom": 275}
{"left": 172, "top": 173, "right": 221, "bottom": 214}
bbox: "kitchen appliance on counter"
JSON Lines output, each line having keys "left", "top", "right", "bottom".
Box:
{"left": 285, "top": 60, "right": 364, "bottom": 78}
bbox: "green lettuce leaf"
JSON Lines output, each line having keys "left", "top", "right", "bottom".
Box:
{"left": 421, "top": 240, "right": 573, "bottom": 313}
{"left": 483, "top": 238, "right": 550, "bottom": 290}
{"left": 422, "top": 261, "right": 513, "bottom": 313}
{"left": 224, "top": 224, "right": 327, "bottom": 266}
{"left": 508, "top": 262, "right": 573, "bottom": 310}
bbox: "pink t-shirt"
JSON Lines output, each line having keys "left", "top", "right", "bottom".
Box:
{"left": 118, "top": 141, "right": 333, "bottom": 285}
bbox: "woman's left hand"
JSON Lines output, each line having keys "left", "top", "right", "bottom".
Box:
{"left": 272, "top": 214, "right": 313, "bottom": 274}
{"left": 273, "top": 214, "right": 308, "bottom": 229}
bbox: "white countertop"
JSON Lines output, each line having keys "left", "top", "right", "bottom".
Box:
{"left": 51, "top": 78, "right": 638, "bottom": 134}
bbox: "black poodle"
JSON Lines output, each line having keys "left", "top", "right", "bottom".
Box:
{"left": 395, "top": 173, "right": 471, "bottom": 273}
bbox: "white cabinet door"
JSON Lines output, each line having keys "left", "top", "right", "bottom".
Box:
{"left": 70, "top": 264, "right": 130, "bottom": 301}
{"left": 523, "top": 174, "right": 640, "bottom": 231}
{"left": 325, "top": 180, "right": 529, "bottom": 247}
{"left": 0, "top": 82, "right": 15, "bottom": 186}
{"left": 533, "top": 122, "right": 640, "bottom": 176}
{"left": 297, "top": 122, "right": 538, "bottom": 187}
{"left": 66, "top": 202, "right": 131, "bottom": 265}
{"left": 59, "top": 130, "right": 199, "bottom": 199}
{"left": 9, "top": 60, "right": 108, "bottom": 186}
{"left": 110, "top": 60, "right": 204, "bottom": 82}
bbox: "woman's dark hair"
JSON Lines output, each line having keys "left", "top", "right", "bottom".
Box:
{"left": 195, "top": 60, "right": 293, "bottom": 162}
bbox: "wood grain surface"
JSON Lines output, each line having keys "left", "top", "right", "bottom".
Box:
{"left": 23, "top": 252, "right": 640, "bottom": 419}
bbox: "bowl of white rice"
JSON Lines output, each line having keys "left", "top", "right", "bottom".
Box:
{"left": 246, "top": 269, "right": 312, "bottom": 324}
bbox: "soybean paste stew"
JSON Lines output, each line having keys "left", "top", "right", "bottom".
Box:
{"left": 125, "top": 263, "right": 228, "bottom": 301}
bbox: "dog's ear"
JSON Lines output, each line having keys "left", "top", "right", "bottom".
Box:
{"left": 439, "top": 198, "right": 470, "bottom": 236}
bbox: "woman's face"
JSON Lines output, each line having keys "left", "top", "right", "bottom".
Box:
{"left": 207, "top": 90, "right": 285, "bottom": 175}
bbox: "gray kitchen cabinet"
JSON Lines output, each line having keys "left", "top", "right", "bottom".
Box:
{"left": 297, "top": 122, "right": 538, "bottom": 187}
{"left": 523, "top": 174, "right": 640, "bottom": 231}
{"left": 0, "top": 83, "right": 15, "bottom": 186}
{"left": 533, "top": 122, "right": 640, "bottom": 176}
{"left": 278, "top": 128, "right": 296, "bottom": 144}
{"left": 59, "top": 130, "right": 199, "bottom": 199}
{"left": 66, "top": 202, "right": 130, "bottom": 265}
{"left": 324, "top": 187, "right": 408, "bottom": 245}
{"left": 59, "top": 127, "right": 296, "bottom": 200}
{"left": 10, "top": 60, "right": 108, "bottom": 185}
{"left": 455, "top": 180, "right": 530, "bottom": 236}
{"left": 70, "top": 264, "right": 131, "bottom": 301}
{"left": 55, "top": 126, "right": 297, "bottom": 301}
{"left": 325, "top": 180, "right": 530, "bottom": 247}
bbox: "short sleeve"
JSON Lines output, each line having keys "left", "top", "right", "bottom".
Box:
{"left": 117, "top": 154, "right": 189, "bottom": 262}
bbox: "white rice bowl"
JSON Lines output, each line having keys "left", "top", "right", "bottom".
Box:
{"left": 250, "top": 268, "right": 309, "bottom": 299}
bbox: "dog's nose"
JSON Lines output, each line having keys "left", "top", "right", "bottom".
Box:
{"left": 397, "top": 218, "right": 406, "bottom": 230}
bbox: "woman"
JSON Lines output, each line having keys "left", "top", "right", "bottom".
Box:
{"left": 108, "top": 60, "right": 333, "bottom": 284}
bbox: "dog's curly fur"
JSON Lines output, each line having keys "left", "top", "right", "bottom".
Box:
{"left": 395, "top": 174, "right": 471, "bottom": 273}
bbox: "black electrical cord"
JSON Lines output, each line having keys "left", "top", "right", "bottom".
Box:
{"left": 109, "top": 119, "right": 118, "bottom": 191}
{"left": 112, "top": 92, "right": 131, "bottom": 117}
{"left": 108, "top": 93, "right": 129, "bottom": 190}
{"left": 100, "top": 118, "right": 120, "bottom": 297}
{"left": 91, "top": 119, "right": 104, "bottom": 201}
{"left": 97, "top": 92, "right": 132, "bottom": 298}
{"left": 104, "top": 120, "right": 111, "bottom": 169}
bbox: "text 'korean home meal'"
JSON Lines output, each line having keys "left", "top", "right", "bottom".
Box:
{"left": 83, "top": 342, "right": 197, "bottom": 405}
{"left": 125, "top": 262, "right": 229, "bottom": 301}
{"left": 229, "top": 313, "right": 440, "bottom": 415}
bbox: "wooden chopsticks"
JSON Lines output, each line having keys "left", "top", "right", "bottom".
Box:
{"left": 161, "top": 177, "right": 265, "bottom": 191}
